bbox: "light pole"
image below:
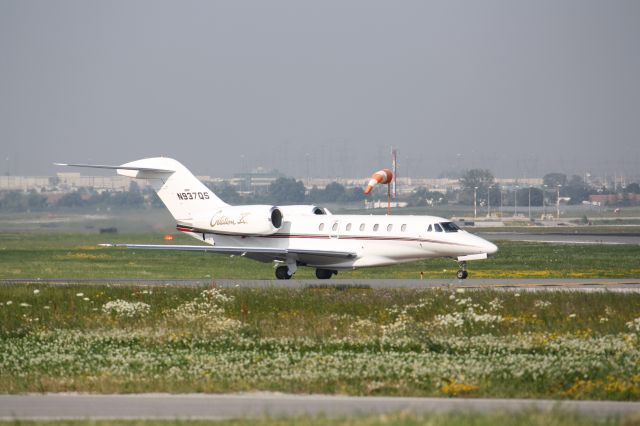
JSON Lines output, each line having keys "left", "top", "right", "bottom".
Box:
{"left": 556, "top": 184, "right": 562, "bottom": 220}
{"left": 500, "top": 188, "right": 503, "bottom": 217}
{"left": 473, "top": 186, "right": 478, "bottom": 220}
{"left": 487, "top": 185, "right": 491, "bottom": 218}
{"left": 514, "top": 186, "right": 519, "bottom": 217}
{"left": 528, "top": 187, "right": 532, "bottom": 220}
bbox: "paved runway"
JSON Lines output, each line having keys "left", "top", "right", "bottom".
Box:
{"left": 3, "top": 278, "right": 640, "bottom": 291}
{"left": 2, "top": 394, "right": 639, "bottom": 420}
{"left": 479, "top": 231, "right": 640, "bottom": 245}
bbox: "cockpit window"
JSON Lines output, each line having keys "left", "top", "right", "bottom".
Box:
{"left": 434, "top": 223, "right": 443, "bottom": 232}
{"left": 440, "top": 222, "right": 461, "bottom": 232}
{"left": 427, "top": 224, "right": 432, "bottom": 232}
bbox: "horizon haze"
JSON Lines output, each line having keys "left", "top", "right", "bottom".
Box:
{"left": 1, "top": 1, "right": 639, "bottom": 180}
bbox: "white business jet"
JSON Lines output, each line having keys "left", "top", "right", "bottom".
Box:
{"left": 57, "top": 157, "right": 497, "bottom": 280}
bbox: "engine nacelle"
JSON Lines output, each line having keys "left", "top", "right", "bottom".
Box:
{"left": 277, "top": 205, "right": 330, "bottom": 216}
{"left": 190, "top": 205, "right": 283, "bottom": 236}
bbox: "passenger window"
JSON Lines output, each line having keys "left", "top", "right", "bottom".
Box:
{"left": 387, "top": 224, "right": 393, "bottom": 232}
{"left": 427, "top": 224, "right": 432, "bottom": 232}
{"left": 435, "top": 223, "right": 443, "bottom": 232}
{"left": 319, "top": 223, "right": 325, "bottom": 231}
{"left": 373, "top": 224, "right": 379, "bottom": 231}
{"left": 332, "top": 223, "right": 338, "bottom": 232}
{"left": 359, "top": 223, "right": 365, "bottom": 231}
{"left": 346, "top": 223, "right": 352, "bottom": 231}
{"left": 401, "top": 224, "right": 407, "bottom": 232}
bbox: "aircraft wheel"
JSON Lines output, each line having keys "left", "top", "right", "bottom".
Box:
{"left": 456, "top": 270, "right": 468, "bottom": 280}
{"left": 275, "top": 265, "right": 292, "bottom": 280}
{"left": 315, "top": 269, "right": 336, "bottom": 279}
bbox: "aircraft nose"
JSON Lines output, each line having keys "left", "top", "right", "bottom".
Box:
{"left": 484, "top": 240, "right": 498, "bottom": 255}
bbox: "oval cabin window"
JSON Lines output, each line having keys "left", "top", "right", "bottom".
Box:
{"left": 359, "top": 223, "right": 365, "bottom": 231}
{"left": 401, "top": 224, "right": 407, "bottom": 232}
{"left": 346, "top": 223, "right": 352, "bottom": 231}
{"left": 387, "top": 224, "right": 393, "bottom": 232}
{"left": 373, "top": 224, "right": 379, "bottom": 231}
{"left": 319, "top": 223, "right": 325, "bottom": 231}
{"left": 332, "top": 222, "right": 338, "bottom": 231}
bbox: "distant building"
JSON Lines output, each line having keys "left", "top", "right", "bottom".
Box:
{"left": 589, "top": 194, "right": 640, "bottom": 205}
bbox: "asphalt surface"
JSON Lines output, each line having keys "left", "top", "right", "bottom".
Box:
{"left": 3, "top": 277, "right": 640, "bottom": 291}
{"left": 2, "top": 394, "right": 640, "bottom": 420}
{"left": 479, "top": 231, "right": 640, "bottom": 245}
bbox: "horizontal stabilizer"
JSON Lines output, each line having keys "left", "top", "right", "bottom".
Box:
{"left": 54, "top": 163, "right": 174, "bottom": 173}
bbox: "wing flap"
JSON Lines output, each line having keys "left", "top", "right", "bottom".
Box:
{"left": 99, "top": 244, "right": 355, "bottom": 258}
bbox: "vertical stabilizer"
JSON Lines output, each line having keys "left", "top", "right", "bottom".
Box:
{"left": 116, "top": 158, "right": 228, "bottom": 221}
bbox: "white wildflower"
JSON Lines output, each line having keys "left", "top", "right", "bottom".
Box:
{"left": 19, "top": 302, "right": 31, "bottom": 308}
{"left": 514, "top": 293, "right": 521, "bottom": 298}
{"left": 433, "top": 307, "right": 503, "bottom": 329}
{"left": 568, "top": 313, "right": 577, "bottom": 319}
{"left": 83, "top": 297, "right": 90, "bottom": 301}
{"left": 488, "top": 298, "right": 502, "bottom": 311}
{"left": 102, "top": 300, "right": 150, "bottom": 318}
{"left": 534, "top": 300, "right": 551, "bottom": 309}
{"left": 626, "top": 317, "right": 640, "bottom": 333}
{"left": 456, "top": 288, "right": 465, "bottom": 294}
{"left": 76, "top": 293, "right": 84, "bottom": 297}
{"left": 456, "top": 297, "right": 472, "bottom": 306}
{"left": 6, "top": 301, "right": 12, "bottom": 305}
{"left": 33, "top": 289, "right": 40, "bottom": 295}
{"left": 171, "top": 288, "right": 241, "bottom": 332}
{"left": 599, "top": 317, "right": 608, "bottom": 323}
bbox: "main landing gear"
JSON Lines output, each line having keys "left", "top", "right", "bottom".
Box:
{"left": 315, "top": 269, "right": 338, "bottom": 280}
{"left": 274, "top": 265, "right": 338, "bottom": 280}
{"left": 456, "top": 261, "right": 469, "bottom": 280}
{"left": 275, "top": 265, "right": 293, "bottom": 280}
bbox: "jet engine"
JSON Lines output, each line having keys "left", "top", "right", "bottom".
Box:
{"left": 187, "top": 205, "right": 283, "bottom": 236}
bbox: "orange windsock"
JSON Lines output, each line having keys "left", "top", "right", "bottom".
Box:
{"left": 364, "top": 169, "right": 393, "bottom": 194}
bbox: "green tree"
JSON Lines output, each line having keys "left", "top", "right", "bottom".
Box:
{"left": 267, "top": 177, "right": 306, "bottom": 204}
{"left": 459, "top": 169, "right": 495, "bottom": 205}
{"left": 206, "top": 182, "right": 242, "bottom": 205}
{"left": 625, "top": 182, "right": 640, "bottom": 194}
{"left": 543, "top": 173, "right": 567, "bottom": 189}
{"left": 408, "top": 187, "right": 447, "bottom": 207}
{"left": 564, "top": 175, "right": 590, "bottom": 205}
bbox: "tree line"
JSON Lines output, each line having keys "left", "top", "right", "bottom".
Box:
{"left": 1, "top": 170, "right": 638, "bottom": 212}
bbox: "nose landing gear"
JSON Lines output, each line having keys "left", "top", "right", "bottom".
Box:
{"left": 456, "top": 261, "right": 468, "bottom": 280}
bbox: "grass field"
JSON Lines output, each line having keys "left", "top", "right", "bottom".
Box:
{"left": 1, "top": 232, "right": 640, "bottom": 279}
{"left": 2, "top": 284, "right": 640, "bottom": 399}
{"left": 2, "top": 411, "right": 637, "bottom": 426}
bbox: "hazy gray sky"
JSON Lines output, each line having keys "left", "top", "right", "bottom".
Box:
{"left": 1, "top": 0, "right": 639, "bottom": 179}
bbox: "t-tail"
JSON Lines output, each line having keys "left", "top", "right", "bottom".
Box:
{"left": 55, "top": 157, "right": 228, "bottom": 222}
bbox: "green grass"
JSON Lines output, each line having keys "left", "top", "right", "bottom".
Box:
{"left": 0, "top": 411, "right": 635, "bottom": 426}
{"left": 1, "top": 232, "right": 639, "bottom": 279}
{"left": 2, "top": 284, "right": 640, "bottom": 398}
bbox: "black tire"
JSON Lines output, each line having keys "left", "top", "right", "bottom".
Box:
{"left": 275, "top": 266, "right": 292, "bottom": 280}
{"left": 456, "top": 270, "right": 468, "bottom": 280}
{"left": 315, "top": 269, "right": 335, "bottom": 279}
